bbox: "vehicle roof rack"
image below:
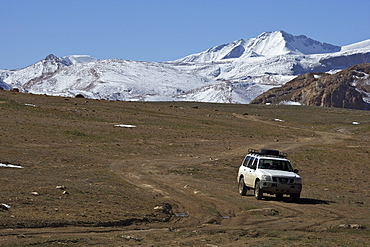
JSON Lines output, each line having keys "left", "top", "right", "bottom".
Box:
{"left": 248, "top": 148, "right": 287, "bottom": 158}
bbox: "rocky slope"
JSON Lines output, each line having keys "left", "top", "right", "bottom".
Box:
{"left": 251, "top": 63, "right": 370, "bottom": 110}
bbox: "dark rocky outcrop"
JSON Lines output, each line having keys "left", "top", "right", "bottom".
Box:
{"left": 251, "top": 63, "right": 370, "bottom": 110}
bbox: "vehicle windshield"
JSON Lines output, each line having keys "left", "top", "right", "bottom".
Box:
{"left": 258, "top": 159, "right": 293, "bottom": 172}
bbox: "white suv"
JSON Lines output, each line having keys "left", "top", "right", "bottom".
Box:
{"left": 237, "top": 149, "right": 302, "bottom": 202}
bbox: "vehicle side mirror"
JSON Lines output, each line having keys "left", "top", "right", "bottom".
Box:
{"left": 293, "top": 169, "right": 299, "bottom": 174}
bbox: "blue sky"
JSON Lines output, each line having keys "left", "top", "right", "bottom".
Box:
{"left": 1, "top": 0, "right": 370, "bottom": 69}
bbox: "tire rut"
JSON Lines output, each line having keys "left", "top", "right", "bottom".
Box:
{"left": 107, "top": 112, "right": 352, "bottom": 234}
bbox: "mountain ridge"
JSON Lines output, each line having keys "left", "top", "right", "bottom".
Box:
{"left": 176, "top": 31, "right": 342, "bottom": 63}
{"left": 1, "top": 31, "right": 370, "bottom": 107}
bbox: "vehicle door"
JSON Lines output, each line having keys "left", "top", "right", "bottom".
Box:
{"left": 244, "top": 157, "right": 258, "bottom": 187}
{"left": 239, "top": 155, "right": 251, "bottom": 180}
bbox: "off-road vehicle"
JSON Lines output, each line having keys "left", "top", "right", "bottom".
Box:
{"left": 237, "top": 149, "right": 302, "bottom": 202}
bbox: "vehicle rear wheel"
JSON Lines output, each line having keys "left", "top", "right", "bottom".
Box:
{"left": 238, "top": 177, "right": 248, "bottom": 196}
{"left": 254, "top": 181, "right": 263, "bottom": 200}
{"left": 290, "top": 193, "right": 300, "bottom": 203}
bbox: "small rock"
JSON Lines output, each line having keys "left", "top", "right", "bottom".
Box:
{"left": 56, "top": 186, "right": 67, "bottom": 190}
{"left": 154, "top": 203, "right": 172, "bottom": 214}
{"left": 31, "top": 192, "right": 39, "bottom": 196}
{"left": 154, "top": 206, "right": 163, "bottom": 210}
{"left": 338, "top": 224, "right": 366, "bottom": 229}
{"left": 351, "top": 224, "right": 365, "bottom": 229}
{"left": 122, "top": 235, "right": 141, "bottom": 241}
{"left": 338, "top": 224, "right": 350, "bottom": 228}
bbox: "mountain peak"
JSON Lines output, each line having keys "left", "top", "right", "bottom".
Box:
{"left": 177, "top": 31, "right": 341, "bottom": 63}
{"left": 44, "top": 54, "right": 59, "bottom": 61}
{"left": 249, "top": 30, "right": 341, "bottom": 56}
{"left": 39, "top": 54, "right": 72, "bottom": 69}
{"left": 38, "top": 54, "right": 99, "bottom": 69}
{"left": 256, "top": 30, "right": 288, "bottom": 38}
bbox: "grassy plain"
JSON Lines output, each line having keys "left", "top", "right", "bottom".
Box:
{"left": 0, "top": 90, "right": 369, "bottom": 246}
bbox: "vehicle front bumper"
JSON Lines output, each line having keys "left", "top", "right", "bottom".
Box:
{"left": 259, "top": 181, "right": 302, "bottom": 194}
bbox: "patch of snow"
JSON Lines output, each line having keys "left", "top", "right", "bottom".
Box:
{"left": 341, "top": 39, "right": 370, "bottom": 51}
{"left": 0, "top": 163, "right": 23, "bottom": 168}
{"left": 1, "top": 203, "right": 10, "bottom": 209}
{"left": 326, "top": 69, "right": 342, "bottom": 75}
{"left": 279, "top": 101, "right": 302, "bottom": 105}
{"left": 114, "top": 124, "right": 136, "bottom": 128}
{"left": 360, "top": 90, "right": 370, "bottom": 103}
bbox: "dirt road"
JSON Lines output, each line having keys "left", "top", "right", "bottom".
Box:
{"left": 100, "top": 113, "right": 360, "bottom": 246}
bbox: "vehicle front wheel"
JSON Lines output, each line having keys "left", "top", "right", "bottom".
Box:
{"left": 255, "top": 181, "right": 263, "bottom": 200}
{"left": 238, "top": 177, "right": 248, "bottom": 196}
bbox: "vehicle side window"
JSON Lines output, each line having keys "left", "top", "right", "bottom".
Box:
{"left": 242, "top": 156, "right": 251, "bottom": 167}
{"left": 259, "top": 159, "right": 271, "bottom": 169}
{"left": 247, "top": 157, "right": 257, "bottom": 169}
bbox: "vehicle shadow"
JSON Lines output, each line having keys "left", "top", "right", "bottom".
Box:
{"left": 298, "top": 198, "right": 334, "bottom": 205}
{"left": 250, "top": 195, "right": 334, "bottom": 204}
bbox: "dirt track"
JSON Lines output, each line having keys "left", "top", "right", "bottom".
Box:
{"left": 103, "top": 114, "right": 356, "bottom": 245}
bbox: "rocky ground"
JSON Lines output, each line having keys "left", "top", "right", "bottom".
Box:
{"left": 0, "top": 90, "right": 369, "bottom": 246}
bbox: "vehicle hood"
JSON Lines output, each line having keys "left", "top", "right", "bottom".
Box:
{"left": 258, "top": 169, "right": 300, "bottom": 178}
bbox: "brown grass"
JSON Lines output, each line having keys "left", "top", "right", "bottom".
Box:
{"left": 0, "top": 90, "right": 369, "bottom": 246}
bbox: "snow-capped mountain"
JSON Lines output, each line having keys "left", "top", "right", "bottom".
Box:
{"left": 0, "top": 54, "right": 97, "bottom": 89}
{"left": 20, "top": 59, "right": 210, "bottom": 101}
{"left": 1, "top": 31, "right": 370, "bottom": 104}
{"left": 175, "top": 31, "right": 341, "bottom": 63}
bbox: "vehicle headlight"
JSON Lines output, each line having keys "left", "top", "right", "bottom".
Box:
{"left": 261, "top": 175, "right": 272, "bottom": 181}
{"left": 295, "top": 177, "right": 302, "bottom": 183}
